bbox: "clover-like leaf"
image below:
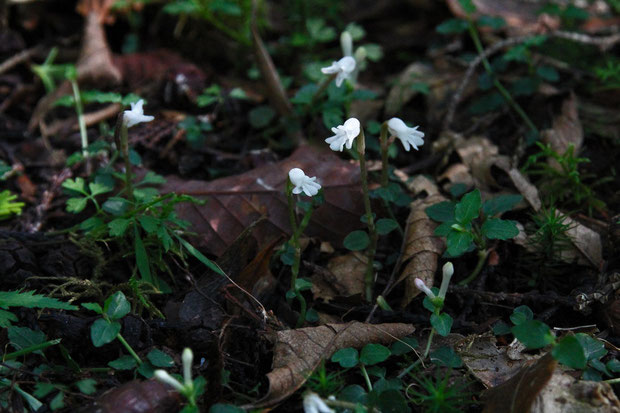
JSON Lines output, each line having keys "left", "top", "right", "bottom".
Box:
{"left": 455, "top": 189, "right": 481, "bottom": 224}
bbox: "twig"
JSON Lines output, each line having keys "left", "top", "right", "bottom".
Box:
{"left": 0, "top": 46, "right": 43, "bottom": 76}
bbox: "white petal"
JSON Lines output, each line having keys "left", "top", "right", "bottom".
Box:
{"left": 288, "top": 168, "right": 306, "bottom": 187}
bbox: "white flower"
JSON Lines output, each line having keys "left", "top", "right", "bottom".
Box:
{"left": 154, "top": 370, "right": 184, "bottom": 392}
{"left": 321, "top": 56, "right": 356, "bottom": 87}
{"left": 325, "top": 118, "right": 360, "bottom": 152}
{"left": 414, "top": 278, "right": 436, "bottom": 299}
{"left": 123, "top": 99, "right": 154, "bottom": 128}
{"left": 303, "top": 392, "right": 334, "bottom": 413}
{"left": 438, "top": 262, "right": 454, "bottom": 299}
{"left": 340, "top": 31, "right": 353, "bottom": 57}
{"left": 387, "top": 117, "right": 425, "bottom": 152}
{"left": 182, "top": 348, "right": 193, "bottom": 386}
{"left": 289, "top": 168, "right": 321, "bottom": 197}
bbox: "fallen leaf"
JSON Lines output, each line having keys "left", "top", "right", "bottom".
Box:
{"left": 542, "top": 94, "right": 583, "bottom": 171}
{"left": 249, "top": 321, "right": 414, "bottom": 407}
{"left": 530, "top": 370, "right": 620, "bottom": 413}
{"left": 483, "top": 352, "right": 558, "bottom": 413}
{"left": 396, "top": 193, "right": 447, "bottom": 308}
{"left": 312, "top": 252, "right": 366, "bottom": 301}
{"left": 165, "top": 145, "right": 365, "bottom": 256}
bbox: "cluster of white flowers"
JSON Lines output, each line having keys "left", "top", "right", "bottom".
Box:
{"left": 288, "top": 168, "right": 322, "bottom": 197}
{"left": 154, "top": 348, "right": 194, "bottom": 392}
{"left": 415, "top": 262, "right": 454, "bottom": 301}
{"left": 325, "top": 117, "right": 425, "bottom": 153}
{"left": 303, "top": 392, "right": 334, "bottom": 413}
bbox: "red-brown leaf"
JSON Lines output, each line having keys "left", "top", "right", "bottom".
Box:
{"left": 164, "top": 145, "right": 365, "bottom": 256}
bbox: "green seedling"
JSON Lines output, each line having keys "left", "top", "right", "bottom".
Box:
{"left": 154, "top": 348, "right": 206, "bottom": 413}
{"left": 503, "top": 305, "right": 620, "bottom": 378}
{"left": 425, "top": 189, "right": 521, "bottom": 285}
{"left": 284, "top": 168, "right": 323, "bottom": 327}
{"left": 0, "top": 190, "right": 25, "bottom": 220}
{"left": 0, "top": 290, "right": 78, "bottom": 328}
{"left": 406, "top": 369, "right": 474, "bottom": 413}
{"left": 528, "top": 206, "right": 573, "bottom": 263}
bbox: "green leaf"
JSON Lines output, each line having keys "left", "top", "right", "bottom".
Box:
{"left": 8, "top": 326, "right": 47, "bottom": 355}
{"left": 552, "top": 336, "right": 587, "bottom": 369}
{"left": 138, "top": 215, "right": 160, "bottom": 234}
{"left": 134, "top": 230, "right": 153, "bottom": 284}
{"left": 430, "top": 346, "right": 462, "bottom": 368}
{"left": 0, "top": 290, "right": 78, "bottom": 311}
{"left": 108, "top": 218, "right": 132, "bottom": 237}
{"left": 376, "top": 390, "right": 409, "bottom": 413}
{"left": 478, "top": 15, "right": 506, "bottom": 29}
{"left": 75, "top": 379, "right": 97, "bottom": 395}
{"left": 81, "top": 302, "right": 103, "bottom": 314}
{"left": 481, "top": 218, "right": 519, "bottom": 240}
{"left": 79, "top": 216, "right": 104, "bottom": 232}
{"left": 50, "top": 391, "right": 64, "bottom": 410}
{"left": 430, "top": 313, "right": 453, "bottom": 336}
{"left": 425, "top": 201, "right": 456, "bottom": 222}
{"left": 66, "top": 197, "right": 88, "bottom": 213}
{"left": 209, "top": 404, "right": 245, "bottom": 413}
{"left": 436, "top": 19, "right": 469, "bottom": 34}
{"left": 248, "top": 105, "right": 276, "bottom": 129}
{"left": 512, "top": 320, "right": 555, "bottom": 349}
{"left": 295, "top": 278, "right": 313, "bottom": 291}
{"left": 482, "top": 194, "right": 522, "bottom": 217}
{"left": 458, "top": 0, "right": 476, "bottom": 13}
{"left": 133, "top": 187, "right": 159, "bottom": 202}
{"left": 493, "top": 320, "right": 512, "bottom": 335}
{"left": 575, "top": 333, "right": 607, "bottom": 361}
{"left": 434, "top": 222, "right": 454, "bottom": 237}
{"left": 147, "top": 348, "right": 174, "bottom": 368}
{"left": 90, "top": 318, "right": 120, "bottom": 347}
{"left": 291, "top": 84, "right": 318, "bottom": 105}
{"left": 331, "top": 347, "right": 359, "bottom": 368}
{"left": 455, "top": 189, "right": 481, "bottom": 224}
{"left": 102, "top": 197, "right": 130, "bottom": 215}
{"left": 536, "top": 65, "right": 559, "bottom": 82}
{"left": 176, "top": 235, "right": 225, "bottom": 276}
{"left": 446, "top": 231, "right": 474, "bottom": 257}
{"left": 108, "top": 355, "right": 137, "bottom": 370}
{"left": 88, "top": 182, "right": 113, "bottom": 196}
{"left": 81, "top": 90, "right": 122, "bottom": 104}
{"left": 104, "top": 291, "right": 130, "bottom": 320}
{"left": 139, "top": 171, "right": 166, "bottom": 185}
{"left": 390, "top": 337, "right": 419, "bottom": 356}
{"left": 61, "top": 177, "right": 86, "bottom": 193}
{"left": 343, "top": 230, "right": 370, "bottom": 251}
{"left": 376, "top": 218, "right": 399, "bottom": 235}
{"left": 0, "top": 309, "right": 18, "bottom": 327}
{"left": 360, "top": 343, "right": 390, "bottom": 365}
{"left": 606, "top": 359, "right": 620, "bottom": 373}
{"left": 510, "top": 305, "right": 533, "bottom": 325}
{"left": 469, "top": 92, "right": 505, "bottom": 114}
{"left": 137, "top": 361, "right": 155, "bottom": 378}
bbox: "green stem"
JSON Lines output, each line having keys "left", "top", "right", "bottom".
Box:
{"left": 605, "top": 377, "right": 620, "bottom": 385}
{"left": 295, "top": 288, "right": 307, "bottom": 328}
{"left": 360, "top": 364, "right": 373, "bottom": 391}
{"left": 458, "top": 248, "right": 489, "bottom": 286}
{"left": 423, "top": 328, "right": 436, "bottom": 359}
{"left": 467, "top": 21, "right": 538, "bottom": 135}
{"left": 358, "top": 128, "right": 378, "bottom": 302}
{"left": 69, "top": 79, "right": 89, "bottom": 158}
{"left": 115, "top": 117, "right": 134, "bottom": 203}
{"left": 116, "top": 333, "right": 142, "bottom": 365}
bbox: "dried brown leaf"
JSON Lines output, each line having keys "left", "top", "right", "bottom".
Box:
{"left": 483, "top": 353, "right": 558, "bottom": 413}
{"left": 312, "top": 252, "right": 366, "bottom": 301}
{"left": 165, "top": 145, "right": 364, "bottom": 256}
{"left": 542, "top": 94, "right": 583, "bottom": 171}
{"left": 397, "top": 193, "right": 447, "bottom": 308}
{"left": 250, "top": 321, "right": 414, "bottom": 407}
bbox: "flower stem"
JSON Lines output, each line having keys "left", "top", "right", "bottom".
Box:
{"left": 467, "top": 20, "right": 538, "bottom": 135}
{"left": 310, "top": 73, "right": 337, "bottom": 108}
{"left": 360, "top": 364, "right": 373, "bottom": 392}
{"left": 116, "top": 333, "right": 142, "bottom": 365}
{"left": 458, "top": 248, "right": 489, "bottom": 286}
{"left": 423, "top": 328, "right": 436, "bottom": 359}
{"left": 357, "top": 128, "right": 378, "bottom": 302}
{"left": 69, "top": 79, "right": 88, "bottom": 159}
{"left": 115, "top": 115, "right": 134, "bottom": 202}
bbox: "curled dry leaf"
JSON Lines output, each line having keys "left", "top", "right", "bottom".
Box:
{"left": 249, "top": 321, "right": 414, "bottom": 408}
{"left": 542, "top": 94, "right": 583, "bottom": 171}
{"left": 396, "top": 176, "right": 446, "bottom": 308}
{"left": 78, "top": 379, "right": 181, "bottom": 413}
{"left": 311, "top": 252, "right": 366, "bottom": 302}
{"left": 164, "top": 145, "right": 365, "bottom": 257}
{"left": 483, "top": 352, "right": 558, "bottom": 413}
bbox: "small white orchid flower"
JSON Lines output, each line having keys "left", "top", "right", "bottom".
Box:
{"left": 182, "top": 348, "right": 193, "bottom": 386}
{"left": 414, "top": 278, "right": 436, "bottom": 299}
{"left": 289, "top": 168, "right": 321, "bottom": 197}
{"left": 438, "top": 262, "right": 454, "bottom": 300}
{"left": 303, "top": 392, "right": 334, "bottom": 413}
{"left": 321, "top": 56, "right": 356, "bottom": 87}
{"left": 123, "top": 99, "right": 154, "bottom": 128}
{"left": 387, "top": 117, "right": 425, "bottom": 152}
{"left": 325, "top": 118, "right": 361, "bottom": 152}
{"left": 340, "top": 31, "right": 353, "bottom": 57}
{"left": 154, "top": 370, "right": 184, "bottom": 392}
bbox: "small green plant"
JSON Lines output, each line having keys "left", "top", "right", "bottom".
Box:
{"left": 528, "top": 206, "right": 573, "bottom": 262}
{"left": 406, "top": 369, "right": 473, "bottom": 413}
{"left": 284, "top": 167, "right": 323, "bottom": 327}
{"left": 522, "top": 142, "right": 606, "bottom": 214}
{"left": 0, "top": 190, "right": 25, "bottom": 221}
{"left": 154, "top": 348, "right": 206, "bottom": 413}
{"left": 425, "top": 189, "right": 521, "bottom": 285}
{"left": 500, "top": 305, "right": 620, "bottom": 379}
{"left": 0, "top": 290, "right": 78, "bottom": 327}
